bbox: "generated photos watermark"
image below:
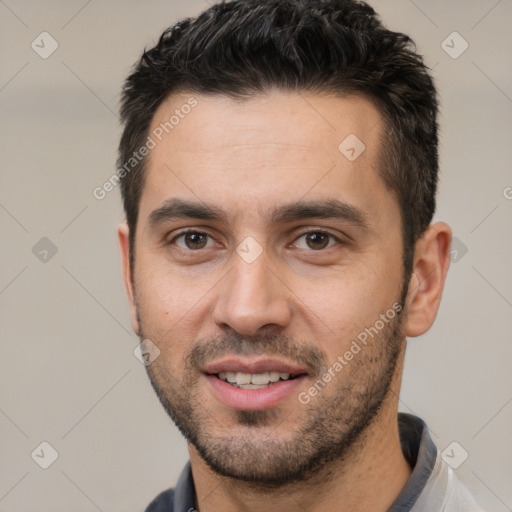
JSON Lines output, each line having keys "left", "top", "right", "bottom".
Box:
{"left": 298, "top": 302, "right": 403, "bottom": 404}
{"left": 93, "top": 96, "right": 198, "bottom": 200}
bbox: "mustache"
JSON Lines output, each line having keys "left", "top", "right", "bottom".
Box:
{"left": 187, "top": 331, "right": 327, "bottom": 375}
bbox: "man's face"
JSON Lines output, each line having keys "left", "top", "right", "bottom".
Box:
{"left": 127, "top": 91, "right": 408, "bottom": 484}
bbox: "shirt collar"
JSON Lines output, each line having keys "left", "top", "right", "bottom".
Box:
{"left": 388, "top": 413, "right": 438, "bottom": 511}
{"left": 173, "top": 459, "right": 195, "bottom": 512}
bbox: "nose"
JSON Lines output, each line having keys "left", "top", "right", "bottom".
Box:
{"left": 211, "top": 248, "right": 292, "bottom": 336}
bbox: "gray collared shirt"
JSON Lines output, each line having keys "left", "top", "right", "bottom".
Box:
{"left": 145, "top": 413, "right": 484, "bottom": 511}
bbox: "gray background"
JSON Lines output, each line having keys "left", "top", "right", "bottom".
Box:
{"left": 1, "top": 0, "right": 511, "bottom": 510}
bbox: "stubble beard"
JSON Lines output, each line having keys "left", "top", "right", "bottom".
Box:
{"left": 139, "top": 300, "right": 406, "bottom": 487}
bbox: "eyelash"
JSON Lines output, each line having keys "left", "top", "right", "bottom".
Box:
{"left": 169, "top": 228, "right": 342, "bottom": 252}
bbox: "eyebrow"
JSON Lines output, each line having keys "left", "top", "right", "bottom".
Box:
{"left": 147, "top": 199, "right": 228, "bottom": 227}
{"left": 146, "top": 198, "right": 369, "bottom": 230}
{"left": 270, "top": 199, "right": 368, "bottom": 228}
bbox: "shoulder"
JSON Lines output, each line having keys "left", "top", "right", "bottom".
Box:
{"left": 144, "top": 489, "right": 175, "bottom": 512}
{"left": 443, "top": 468, "right": 486, "bottom": 512}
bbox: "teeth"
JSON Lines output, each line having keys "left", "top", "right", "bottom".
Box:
{"left": 235, "top": 372, "right": 251, "bottom": 385}
{"left": 217, "top": 371, "right": 296, "bottom": 387}
{"left": 251, "top": 372, "right": 270, "bottom": 385}
{"left": 269, "top": 371, "right": 280, "bottom": 382}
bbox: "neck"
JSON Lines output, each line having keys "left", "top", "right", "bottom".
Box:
{"left": 189, "top": 355, "right": 411, "bottom": 512}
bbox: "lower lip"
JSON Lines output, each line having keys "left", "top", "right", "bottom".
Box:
{"left": 205, "top": 374, "right": 307, "bottom": 410}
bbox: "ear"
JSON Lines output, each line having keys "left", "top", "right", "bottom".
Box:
{"left": 118, "top": 223, "right": 140, "bottom": 336}
{"left": 404, "top": 222, "right": 452, "bottom": 337}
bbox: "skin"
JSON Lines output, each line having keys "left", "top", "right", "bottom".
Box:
{"left": 118, "top": 90, "right": 452, "bottom": 512}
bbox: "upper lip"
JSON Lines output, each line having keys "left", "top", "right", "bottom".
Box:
{"left": 203, "top": 358, "right": 309, "bottom": 376}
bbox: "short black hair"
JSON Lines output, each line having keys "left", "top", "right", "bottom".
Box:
{"left": 118, "top": 0, "right": 439, "bottom": 277}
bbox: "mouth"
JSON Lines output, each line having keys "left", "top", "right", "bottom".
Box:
{"left": 203, "top": 358, "right": 310, "bottom": 410}
{"left": 214, "top": 371, "right": 303, "bottom": 389}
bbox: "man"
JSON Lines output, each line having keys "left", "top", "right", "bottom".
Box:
{"left": 117, "top": 1, "right": 484, "bottom": 510}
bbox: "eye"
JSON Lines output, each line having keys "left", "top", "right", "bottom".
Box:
{"left": 172, "top": 231, "right": 215, "bottom": 250}
{"left": 293, "top": 231, "right": 340, "bottom": 251}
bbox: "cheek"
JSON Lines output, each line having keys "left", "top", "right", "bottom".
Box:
{"left": 296, "top": 261, "right": 402, "bottom": 353}
{"left": 136, "top": 252, "right": 193, "bottom": 309}
{"left": 133, "top": 258, "right": 217, "bottom": 342}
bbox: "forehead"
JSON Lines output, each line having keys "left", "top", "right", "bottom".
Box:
{"left": 150, "top": 90, "right": 383, "bottom": 159}
{"left": 139, "top": 90, "right": 395, "bottom": 228}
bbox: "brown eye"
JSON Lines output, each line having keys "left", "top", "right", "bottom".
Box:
{"left": 185, "top": 233, "right": 207, "bottom": 249}
{"left": 174, "top": 231, "right": 213, "bottom": 250}
{"left": 294, "top": 231, "right": 339, "bottom": 251}
{"left": 305, "top": 232, "right": 330, "bottom": 250}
